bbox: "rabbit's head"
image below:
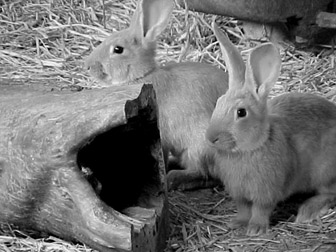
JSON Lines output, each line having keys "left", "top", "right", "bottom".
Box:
{"left": 85, "top": 0, "right": 174, "bottom": 86}
{"left": 206, "top": 24, "right": 281, "bottom": 153}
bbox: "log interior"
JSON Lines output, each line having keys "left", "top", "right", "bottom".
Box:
{"left": 77, "top": 118, "right": 163, "bottom": 212}
{"left": 74, "top": 85, "right": 169, "bottom": 252}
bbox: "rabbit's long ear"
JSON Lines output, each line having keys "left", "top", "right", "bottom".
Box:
{"left": 245, "top": 43, "right": 281, "bottom": 100}
{"left": 130, "top": 0, "right": 174, "bottom": 42}
{"left": 129, "top": 1, "right": 143, "bottom": 36}
{"left": 213, "top": 23, "right": 245, "bottom": 90}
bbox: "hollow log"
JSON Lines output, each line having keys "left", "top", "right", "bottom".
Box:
{"left": 0, "top": 83, "right": 168, "bottom": 252}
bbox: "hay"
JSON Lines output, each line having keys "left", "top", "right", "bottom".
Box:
{"left": 0, "top": 223, "right": 92, "bottom": 252}
{"left": 167, "top": 188, "right": 336, "bottom": 252}
{"left": 0, "top": 0, "right": 336, "bottom": 251}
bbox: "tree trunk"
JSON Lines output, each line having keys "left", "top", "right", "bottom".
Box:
{"left": 177, "top": 0, "right": 333, "bottom": 39}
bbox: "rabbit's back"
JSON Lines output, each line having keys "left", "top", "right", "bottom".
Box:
{"left": 160, "top": 62, "right": 227, "bottom": 110}
{"left": 269, "top": 92, "right": 336, "bottom": 191}
{"left": 269, "top": 93, "right": 336, "bottom": 145}
{"left": 146, "top": 62, "right": 228, "bottom": 170}
{"left": 270, "top": 93, "right": 336, "bottom": 130}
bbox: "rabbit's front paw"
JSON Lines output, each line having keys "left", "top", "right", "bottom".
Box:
{"left": 166, "top": 170, "right": 183, "bottom": 191}
{"left": 246, "top": 221, "right": 268, "bottom": 236}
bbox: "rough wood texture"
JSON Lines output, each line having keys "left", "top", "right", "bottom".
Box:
{"left": 177, "top": 0, "right": 333, "bottom": 39}
{"left": 0, "top": 83, "right": 168, "bottom": 252}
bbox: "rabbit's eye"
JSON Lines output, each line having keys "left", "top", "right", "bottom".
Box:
{"left": 237, "top": 108, "right": 247, "bottom": 118}
{"left": 113, "top": 46, "right": 124, "bottom": 54}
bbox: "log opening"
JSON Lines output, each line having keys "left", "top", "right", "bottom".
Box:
{"left": 77, "top": 118, "right": 163, "bottom": 212}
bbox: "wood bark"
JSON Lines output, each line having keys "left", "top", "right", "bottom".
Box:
{"left": 177, "top": 0, "right": 331, "bottom": 22}
{"left": 177, "top": 0, "right": 333, "bottom": 38}
{"left": 0, "top": 83, "right": 168, "bottom": 252}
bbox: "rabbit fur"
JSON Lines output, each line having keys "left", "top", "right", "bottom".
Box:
{"left": 85, "top": 0, "right": 228, "bottom": 190}
{"left": 206, "top": 24, "right": 336, "bottom": 235}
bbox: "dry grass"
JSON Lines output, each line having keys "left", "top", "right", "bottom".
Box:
{"left": 167, "top": 188, "right": 336, "bottom": 252}
{"left": 1, "top": 0, "right": 336, "bottom": 251}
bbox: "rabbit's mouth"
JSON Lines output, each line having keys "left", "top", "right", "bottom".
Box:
{"left": 89, "top": 63, "right": 134, "bottom": 86}
{"left": 86, "top": 61, "right": 128, "bottom": 86}
{"left": 207, "top": 132, "right": 238, "bottom": 153}
{"left": 87, "top": 61, "right": 109, "bottom": 82}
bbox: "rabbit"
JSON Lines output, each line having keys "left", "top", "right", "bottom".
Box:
{"left": 85, "top": 0, "right": 228, "bottom": 190}
{"left": 206, "top": 23, "right": 336, "bottom": 236}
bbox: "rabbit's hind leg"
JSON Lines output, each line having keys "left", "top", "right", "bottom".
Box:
{"left": 295, "top": 189, "right": 336, "bottom": 223}
{"left": 166, "top": 169, "right": 220, "bottom": 191}
{"left": 166, "top": 146, "right": 220, "bottom": 191}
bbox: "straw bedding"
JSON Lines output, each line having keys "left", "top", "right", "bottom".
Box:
{"left": 1, "top": 0, "right": 336, "bottom": 251}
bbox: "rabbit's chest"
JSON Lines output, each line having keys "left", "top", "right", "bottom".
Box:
{"left": 216, "top": 152, "right": 287, "bottom": 201}
{"left": 219, "top": 157, "right": 257, "bottom": 198}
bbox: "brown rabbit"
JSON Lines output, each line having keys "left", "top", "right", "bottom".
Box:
{"left": 206, "top": 24, "right": 336, "bottom": 235}
{"left": 85, "top": 0, "right": 228, "bottom": 190}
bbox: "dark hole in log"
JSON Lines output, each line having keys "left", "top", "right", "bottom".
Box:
{"left": 326, "top": 0, "right": 335, "bottom": 13}
{"left": 77, "top": 115, "right": 162, "bottom": 212}
{"left": 286, "top": 15, "right": 301, "bottom": 28}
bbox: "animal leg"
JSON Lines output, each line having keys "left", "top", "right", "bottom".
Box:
{"left": 296, "top": 192, "right": 336, "bottom": 223}
{"left": 166, "top": 169, "right": 220, "bottom": 191}
{"left": 247, "top": 203, "right": 274, "bottom": 236}
{"left": 229, "top": 199, "right": 252, "bottom": 230}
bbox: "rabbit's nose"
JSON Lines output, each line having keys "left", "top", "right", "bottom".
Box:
{"left": 84, "top": 60, "right": 91, "bottom": 71}
{"left": 85, "top": 61, "right": 109, "bottom": 81}
{"left": 206, "top": 125, "right": 220, "bottom": 145}
{"left": 86, "top": 61, "right": 103, "bottom": 72}
{"left": 84, "top": 59, "right": 95, "bottom": 71}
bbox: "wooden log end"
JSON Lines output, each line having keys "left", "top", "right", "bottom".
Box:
{"left": 0, "top": 84, "right": 169, "bottom": 252}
